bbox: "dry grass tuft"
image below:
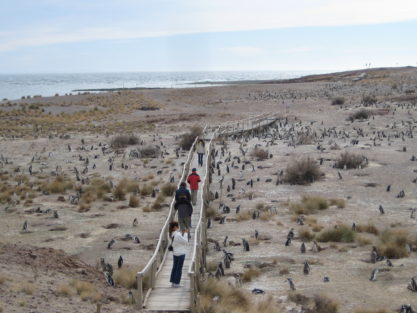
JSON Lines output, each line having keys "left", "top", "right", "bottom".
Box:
{"left": 329, "top": 198, "right": 346, "bottom": 208}
{"left": 161, "top": 183, "right": 176, "bottom": 197}
{"left": 317, "top": 226, "right": 354, "bottom": 243}
{"left": 299, "top": 227, "right": 315, "bottom": 242}
{"left": 114, "top": 266, "right": 142, "bottom": 289}
{"left": 357, "top": 223, "right": 379, "bottom": 235}
{"left": 285, "top": 157, "right": 323, "bottom": 185}
{"left": 335, "top": 152, "right": 368, "bottom": 169}
{"left": 355, "top": 309, "right": 388, "bottom": 313}
{"left": 179, "top": 126, "right": 203, "bottom": 150}
{"left": 42, "top": 176, "right": 73, "bottom": 193}
{"left": 331, "top": 97, "right": 345, "bottom": 105}
{"left": 349, "top": 109, "right": 371, "bottom": 121}
{"left": 129, "top": 194, "right": 140, "bottom": 208}
{"left": 377, "top": 230, "right": 410, "bottom": 259}
{"left": 237, "top": 210, "right": 251, "bottom": 221}
{"left": 250, "top": 147, "right": 269, "bottom": 160}
{"left": 289, "top": 292, "right": 338, "bottom": 313}
{"left": 111, "top": 135, "right": 139, "bottom": 148}
{"left": 140, "top": 184, "right": 153, "bottom": 196}
{"left": 241, "top": 267, "right": 261, "bottom": 282}
{"left": 290, "top": 196, "right": 329, "bottom": 215}
{"left": 259, "top": 211, "right": 274, "bottom": 221}
{"left": 15, "top": 282, "right": 36, "bottom": 295}
{"left": 69, "top": 280, "right": 101, "bottom": 302}
{"left": 199, "top": 278, "right": 281, "bottom": 313}
{"left": 57, "top": 284, "right": 77, "bottom": 297}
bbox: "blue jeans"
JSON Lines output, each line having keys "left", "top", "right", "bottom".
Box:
{"left": 170, "top": 254, "right": 185, "bottom": 284}
{"left": 198, "top": 153, "right": 204, "bottom": 166}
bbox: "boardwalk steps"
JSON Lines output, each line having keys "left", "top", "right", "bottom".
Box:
{"left": 136, "top": 114, "right": 279, "bottom": 312}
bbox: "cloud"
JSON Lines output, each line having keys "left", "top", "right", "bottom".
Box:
{"left": 1, "top": 0, "right": 417, "bottom": 51}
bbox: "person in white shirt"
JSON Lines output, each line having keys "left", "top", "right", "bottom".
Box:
{"left": 196, "top": 139, "right": 205, "bottom": 166}
{"left": 169, "top": 221, "right": 189, "bottom": 287}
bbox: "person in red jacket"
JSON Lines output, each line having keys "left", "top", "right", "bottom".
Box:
{"left": 187, "top": 168, "right": 201, "bottom": 205}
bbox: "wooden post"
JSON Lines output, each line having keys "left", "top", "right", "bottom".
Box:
{"left": 136, "top": 273, "right": 143, "bottom": 309}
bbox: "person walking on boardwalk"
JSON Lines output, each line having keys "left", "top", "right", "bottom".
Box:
{"left": 174, "top": 182, "right": 193, "bottom": 234}
{"left": 169, "top": 222, "right": 189, "bottom": 287}
{"left": 196, "top": 139, "right": 205, "bottom": 166}
{"left": 187, "top": 168, "right": 201, "bottom": 205}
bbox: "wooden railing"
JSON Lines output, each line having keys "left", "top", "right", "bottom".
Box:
{"left": 188, "top": 130, "right": 216, "bottom": 313}
{"left": 217, "top": 112, "right": 280, "bottom": 136}
{"left": 135, "top": 135, "right": 199, "bottom": 308}
{"left": 136, "top": 114, "right": 279, "bottom": 312}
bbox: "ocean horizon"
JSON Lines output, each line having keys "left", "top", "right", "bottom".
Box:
{"left": 0, "top": 70, "right": 327, "bottom": 101}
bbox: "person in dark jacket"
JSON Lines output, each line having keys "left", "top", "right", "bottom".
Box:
{"left": 187, "top": 168, "right": 201, "bottom": 205}
{"left": 175, "top": 182, "right": 191, "bottom": 203}
{"left": 174, "top": 182, "right": 193, "bottom": 234}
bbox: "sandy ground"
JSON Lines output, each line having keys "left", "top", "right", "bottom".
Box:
{"left": 1, "top": 66, "right": 417, "bottom": 312}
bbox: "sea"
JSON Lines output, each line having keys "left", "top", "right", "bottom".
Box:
{"left": 0, "top": 71, "right": 323, "bottom": 101}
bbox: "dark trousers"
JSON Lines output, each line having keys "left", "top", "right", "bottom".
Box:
{"left": 170, "top": 254, "right": 185, "bottom": 284}
{"left": 198, "top": 153, "right": 204, "bottom": 166}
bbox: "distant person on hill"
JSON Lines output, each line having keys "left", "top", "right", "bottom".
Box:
{"left": 196, "top": 139, "right": 205, "bottom": 166}
{"left": 174, "top": 182, "right": 193, "bottom": 234}
{"left": 187, "top": 168, "right": 201, "bottom": 205}
{"left": 169, "top": 221, "right": 189, "bottom": 288}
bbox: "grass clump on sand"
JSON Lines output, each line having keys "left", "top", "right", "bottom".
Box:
{"left": 298, "top": 227, "right": 315, "bottom": 241}
{"left": 317, "top": 226, "right": 355, "bottom": 243}
{"left": 356, "top": 223, "right": 379, "bottom": 235}
{"left": 42, "top": 176, "right": 73, "bottom": 193}
{"left": 348, "top": 109, "right": 371, "bottom": 121}
{"left": 335, "top": 152, "right": 368, "bottom": 169}
{"left": 113, "top": 178, "right": 140, "bottom": 200}
{"left": 237, "top": 210, "right": 251, "bottom": 221}
{"left": 329, "top": 198, "right": 346, "bottom": 208}
{"left": 331, "top": 97, "right": 345, "bottom": 105}
{"left": 161, "top": 183, "right": 176, "bottom": 197}
{"left": 285, "top": 158, "right": 322, "bottom": 185}
{"left": 68, "top": 280, "right": 101, "bottom": 302}
{"left": 14, "top": 282, "right": 36, "bottom": 295}
{"left": 361, "top": 95, "right": 377, "bottom": 106}
{"left": 114, "top": 266, "right": 143, "bottom": 289}
{"left": 377, "top": 230, "right": 410, "bottom": 259}
{"left": 289, "top": 292, "right": 338, "bottom": 313}
{"left": 128, "top": 195, "right": 140, "bottom": 208}
{"left": 290, "top": 196, "right": 329, "bottom": 215}
{"left": 250, "top": 147, "right": 269, "bottom": 160}
{"left": 355, "top": 309, "right": 388, "bottom": 313}
{"left": 241, "top": 267, "right": 261, "bottom": 283}
{"left": 110, "top": 135, "right": 139, "bottom": 148}
{"left": 199, "top": 278, "right": 281, "bottom": 313}
{"left": 179, "top": 126, "right": 203, "bottom": 150}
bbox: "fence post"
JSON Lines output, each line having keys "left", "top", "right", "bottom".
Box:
{"left": 136, "top": 273, "right": 143, "bottom": 309}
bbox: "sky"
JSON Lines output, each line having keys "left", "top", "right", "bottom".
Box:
{"left": 0, "top": 0, "right": 417, "bottom": 73}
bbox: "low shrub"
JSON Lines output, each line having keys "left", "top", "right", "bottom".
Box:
{"left": 290, "top": 196, "right": 329, "bottom": 215}
{"left": 317, "top": 226, "right": 354, "bottom": 243}
{"left": 237, "top": 210, "right": 251, "bottom": 221}
{"left": 357, "top": 223, "right": 379, "bottom": 235}
{"left": 139, "top": 146, "right": 160, "bottom": 158}
{"left": 69, "top": 280, "right": 101, "bottom": 302}
{"left": 250, "top": 147, "right": 269, "bottom": 160}
{"left": 335, "top": 152, "right": 368, "bottom": 169}
{"left": 16, "top": 282, "right": 35, "bottom": 295}
{"left": 298, "top": 227, "right": 315, "bottom": 241}
{"left": 140, "top": 184, "right": 153, "bottom": 196}
{"left": 111, "top": 135, "right": 139, "bottom": 148}
{"left": 179, "top": 126, "right": 203, "bottom": 150}
{"left": 361, "top": 95, "right": 377, "bottom": 106}
{"left": 314, "top": 294, "right": 339, "bottom": 313}
{"left": 129, "top": 195, "right": 140, "bottom": 208}
{"left": 241, "top": 267, "right": 261, "bottom": 282}
{"left": 42, "top": 176, "right": 73, "bottom": 193}
{"left": 161, "top": 183, "right": 176, "bottom": 197}
{"left": 329, "top": 198, "right": 346, "bottom": 208}
{"left": 285, "top": 158, "right": 323, "bottom": 185}
{"left": 377, "top": 230, "right": 410, "bottom": 259}
{"left": 331, "top": 97, "right": 345, "bottom": 105}
{"left": 349, "top": 109, "right": 370, "bottom": 121}
{"left": 114, "top": 266, "right": 142, "bottom": 289}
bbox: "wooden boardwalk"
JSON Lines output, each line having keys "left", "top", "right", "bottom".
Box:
{"left": 143, "top": 138, "right": 209, "bottom": 312}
